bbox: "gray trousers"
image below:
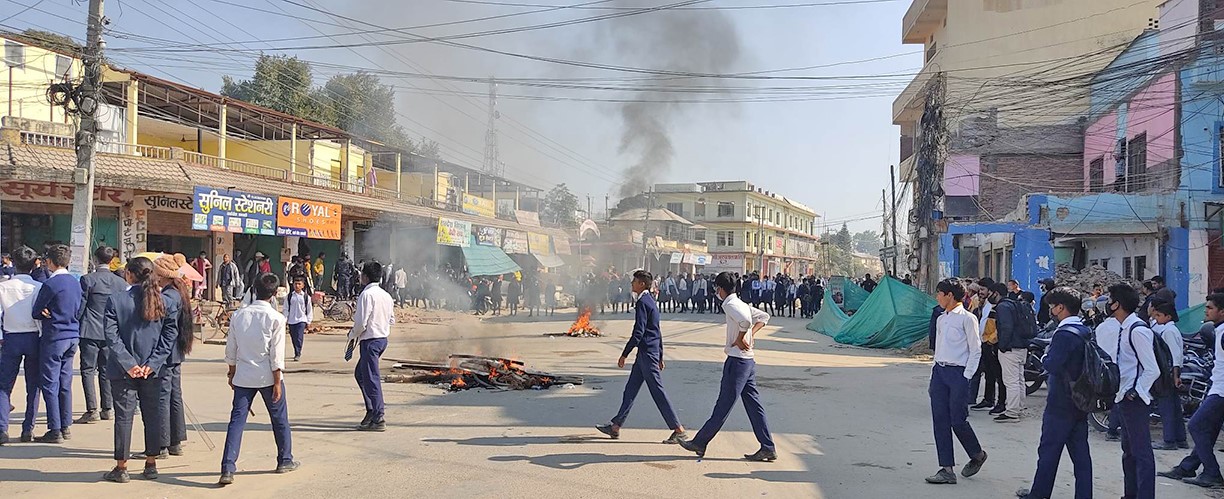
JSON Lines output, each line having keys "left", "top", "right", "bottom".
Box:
{"left": 159, "top": 364, "right": 186, "bottom": 449}
{"left": 79, "top": 338, "right": 112, "bottom": 413}
{"left": 111, "top": 376, "right": 163, "bottom": 461}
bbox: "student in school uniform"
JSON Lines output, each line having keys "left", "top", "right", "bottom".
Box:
{"left": 347, "top": 262, "right": 394, "bottom": 431}
{"left": 1159, "top": 293, "right": 1224, "bottom": 489}
{"left": 30, "top": 244, "right": 83, "bottom": 444}
{"left": 283, "top": 277, "right": 313, "bottom": 362}
{"left": 1108, "top": 284, "right": 1159, "bottom": 499}
{"left": 923, "top": 278, "right": 988, "bottom": 485}
{"left": 0, "top": 246, "right": 44, "bottom": 445}
{"left": 76, "top": 246, "right": 128, "bottom": 425}
{"left": 219, "top": 272, "right": 298, "bottom": 486}
{"left": 1149, "top": 299, "right": 1187, "bottom": 451}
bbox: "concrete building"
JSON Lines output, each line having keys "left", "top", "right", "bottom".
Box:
{"left": 648, "top": 181, "right": 819, "bottom": 276}
{"left": 592, "top": 208, "right": 709, "bottom": 278}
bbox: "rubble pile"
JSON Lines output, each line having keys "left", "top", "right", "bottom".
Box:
{"left": 1055, "top": 264, "right": 1141, "bottom": 295}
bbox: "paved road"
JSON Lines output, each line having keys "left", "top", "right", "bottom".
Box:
{"left": 0, "top": 308, "right": 1217, "bottom": 498}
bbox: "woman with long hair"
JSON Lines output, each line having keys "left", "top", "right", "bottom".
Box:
{"left": 103, "top": 256, "right": 181, "bottom": 483}
{"left": 154, "top": 254, "right": 195, "bottom": 458}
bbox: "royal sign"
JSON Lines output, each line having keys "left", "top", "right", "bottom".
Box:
{"left": 277, "top": 196, "right": 342, "bottom": 240}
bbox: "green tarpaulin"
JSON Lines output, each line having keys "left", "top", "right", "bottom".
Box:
{"left": 461, "top": 235, "right": 521, "bottom": 277}
{"left": 814, "top": 276, "right": 939, "bottom": 349}
{"left": 831, "top": 276, "right": 871, "bottom": 312}
{"left": 806, "top": 299, "right": 850, "bottom": 337}
{"left": 1176, "top": 302, "right": 1206, "bottom": 334}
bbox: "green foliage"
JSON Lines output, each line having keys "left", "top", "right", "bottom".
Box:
{"left": 220, "top": 55, "right": 333, "bottom": 124}
{"left": 17, "top": 29, "right": 81, "bottom": 54}
{"left": 543, "top": 183, "right": 580, "bottom": 229}
{"left": 853, "top": 230, "right": 883, "bottom": 254}
{"left": 323, "top": 72, "right": 408, "bottom": 149}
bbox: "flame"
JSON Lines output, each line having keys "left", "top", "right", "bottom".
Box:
{"left": 451, "top": 377, "right": 468, "bottom": 389}
{"left": 567, "top": 306, "right": 601, "bottom": 336}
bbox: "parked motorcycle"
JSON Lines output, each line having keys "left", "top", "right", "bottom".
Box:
{"left": 1024, "top": 327, "right": 1055, "bottom": 395}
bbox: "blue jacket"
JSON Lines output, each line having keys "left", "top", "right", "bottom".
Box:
{"left": 78, "top": 269, "right": 129, "bottom": 341}
{"left": 995, "top": 298, "right": 1029, "bottom": 352}
{"left": 104, "top": 285, "right": 180, "bottom": 380}
{"left": 32, "top": 272, "right": 82, "bottom": 341}
{"left": 1043, "top": 322, "right": 1091, "bottom": 415}
{"left": 622, "top": 293, "right": 663, "bottom": 359}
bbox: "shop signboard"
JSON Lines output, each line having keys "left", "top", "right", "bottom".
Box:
{"left": 669, "top": 252, "right": 684, "bottom": 264}
{"left": 191, "top": 187, "right": 277, "bottom": 235}
{"left": 462, "top": 193, "right": 496, "bottom": 218}
{"left": 527, "top": 232, "right": 552, "bottom": 255}
{"left": 276, "top": 196, "right": 343, "bottom": 240}
{"left": 476, "top": 226, "right": 502, "bottom": 246}
{"left": 437, "top": 218, "right": 471, "bottom": 247}
{"left": 553, "top": 235, "right": 572, "bottom": 255}
{"left": 0, "top": 181, "right": 130, "bottom": 206}
{"left": 503, "top": 230, "right": 529, "bottom": 254}
{"left": 119, "top": 204, "right": 148, "bottom": 261}
{"left": 707, "top": 253, "right": 744, "bottom": 271}
{"left": 515, "top": 210, "right": 540, "bottom": 227}
{"left": 138, "top": 193, "right": 193, "bottom": 213}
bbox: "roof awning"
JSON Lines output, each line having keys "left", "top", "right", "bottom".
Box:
{"left": 532, "top": 253, "right": 566, "bottom": 268}
{"left": 461, "top": 235, "right": 522, "bottom": 276}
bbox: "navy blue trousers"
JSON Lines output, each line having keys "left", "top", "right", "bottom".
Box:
{"left": 288, "top": 322, "right": 307, "bottom": 358}
{"left": 1117, "top": 397, "right": 1155, "bottom": 499}
{"left": 1155, "top": 393, "right": 1186, "bottom": 444}
{"left": 0, "top": 333, "right": 40, "bottom": 434}
{"left": 39, "top": 338, "right": 77, "bottom": 432}
{"left": 221, "top": 383, "right": 293, "bottom": 474}
{"left": 691, "top": 357, "right": 774, "bottom": 451}
{"left": 611, "top": 354, "right": 680, "bottom": 430}
{"left": 356, "top": 338, "right": 387, "bottom": 420}
{"left": 112, "top": 376, "right": 163, "bottom": 461}
{"left": 1176, "top": 394, "right": 1224, "bottom": 480}
{"left": 1028, "top": 408, "right": 1092, "bottom": 498}
{"left": 79, "top": 337, "right": 112, "bottom": 413}
{"left": 159, "top": 364, "right": 186, "bottom": 449}
{"left": 929, "top": 364, "right": 982, "bottom": 467}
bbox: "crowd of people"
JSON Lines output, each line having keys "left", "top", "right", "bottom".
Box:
{"left": 571, "top": 269, "right": 828, "bottom": 319}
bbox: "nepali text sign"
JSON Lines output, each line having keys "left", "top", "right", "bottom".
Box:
{"left": 0, "top": 181, "right": 130, "bottom": 206}
{"left": 462, "top": 193, "right": 496, "bottom": 218}
{"left": 553, "top": 235, "right": 572, "bottom": 255}
{"left": 527, "top": 232, "right": 552, "bottom": 255}
{"left": 437, "top": 218, "right": 471, "bottom": 247}
{"left": 515, "top": 210, "right": 540, "bottom": 227}
{"left": 277, "top": 196, "right": 342, "bottom": 240}
{"left": 139, "top": 193, "right": 193, "bottom": 213}
{"left": 476, "top": 226, "right": 502, "bottom": 247}
{"left": 119, "top": 204, "right": 147, "bottom": 261}
{"left": 683, "top": 253, "right": 711, "bottom": 265}
{"left": 502, "top": 230, "right": 529, "bottom": 254}
{"left": 707, "top": 253, "right": 744, "bottom": 271}
{"left": 192, "top": 187, "right": 277, "bottom": 235}
{"left": 669, "top": 252, "right": 684, "bottom": 264}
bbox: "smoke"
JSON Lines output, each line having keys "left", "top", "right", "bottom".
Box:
{"left": 598, "top": 4, "right": 744, "bottom": 197}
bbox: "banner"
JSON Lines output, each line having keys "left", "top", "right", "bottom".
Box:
{"left": 553, "top": 235, "right": 572, "bottom": 255}
{"left": 829, "top": 275, "right": 846, "bottom": 310}
{"left": 476, "top": 226, "right": 502, "bottom": 246}
{"left": 437, "top": 218, "right": 471, "bottom": 247}
{"left": 503, "top": 230, "right": 529, "bottom": 254}
{"left": 462, "top": 193, "right": 496, "bottom": 218}
{"left": 683, "top": 253, "right": 711, "bottom": 265}
{"left": 0, "top": 181, "right": 130, "bottom": 206}
{"left": 276, "top": 196, "right": 342, "bottom": 240}
{"left": 707, "top": 253, "right": 744, "bottom": 271}
{"left": 527, "top": 232, "right": 552, "bottom": 255}
{"left": 138, "top": 193, "right": 193, "bottom": 213}
{"left": 119, "top": 204, "right": 147, "bottom": 261}
{"left": 515, "top": 210, "right": 540, "bottom": 227}
{"left": 192, "top": 186, "right": 276, "bottom": 235}
{"left": 669, "top": 252, "right": 684, "bottom": 264}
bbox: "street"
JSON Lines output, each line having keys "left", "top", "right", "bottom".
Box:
{"left": 0, "top": 310, "right": 1215, "bottom": 498}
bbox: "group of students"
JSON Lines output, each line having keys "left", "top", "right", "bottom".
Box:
{"left": 927, "top": 277, "right": 1224, "bottom": 498}
{"left": 733, "top": 272, "right": 825, "bottom": 319}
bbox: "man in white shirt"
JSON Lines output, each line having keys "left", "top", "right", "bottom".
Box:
{"left": 347, "top": 261, "right": 394, "bottom": 432}
{"left": 283, "top": 277, "right": 313, "bottom": 362}
{"left": 0, "top": 246, "right": 44, "bottom": 444}
{"left": 1107, "top": 284, "right": 1159, "bottom": 499}
{"left": 925, "top": 278, "right": 988, "bottom": 485}
{"left": 1096, "top": 313, "right": 1123, "bottom": 440}
{"left": 1159, "top": 293, "right": 1224, "bottom": 489}
{"left": 220, "top": 273, "right": 298, "bottom": 486}
{"left": 678, "top": 272, "right": 775, "bottom": 462}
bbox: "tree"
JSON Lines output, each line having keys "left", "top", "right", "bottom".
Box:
{"left": 853, "top": 230, "right": 884, "bottom": 255}
{"left": 543, "top": 183, "right": 580, "bottom": 229}
{"left": 413, "top": 137, "right": 442, "bottom": 159}
{"left": 221, "top": 55, "right": 332, "bottom": 124}
{"left": 323, "top": 72, "right": 409, "bottom": 150}
{"left": 17, "top": 29, "right": 81, "bottom": 54}
{"left": 610, "top": 192, "right": 650, "bottom": 216}
{"left": 824, "top": 223, "right": 853, "bottom": 253}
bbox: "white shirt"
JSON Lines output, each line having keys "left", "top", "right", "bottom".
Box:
{"left": 1115, "top": 313, "right": 1160, "bottom": 404}
{"left": 694, "top": 279, "right": 707, "bottom": 293}
{"left": 664, "top": 277, "right": 676, "bottom": 292}
{"left": 282, "top": 291, "right": 313, "bottom": 325}
{"left": 721, "top": 293, "right": 769, "bottom": 359}
{"left": 394, "top": 269, "right": 408, "bottom": 289}
{"left": 0, "top": 274, "right": 42, "bottom": 339}
{"left": 1095, "top": 316, "right": 1122, "bottom": 362}
{"left": 225, "top": 300, "right": 287, "bottom": 389}
{"left": 934, "top": 304, "right": 982, "bottom": 379}
{"left": 678, "top": 279, "right": 688, "bottom": 291}
{"left": 350, "top": 283, "right": 394, "bottom": 341}
{"left": 978, "top": 302, "right": 994, "bottom": 337}
{"left": 1151, "top": 322, "right": 1183, "bottom": 368}
{"left": 1210, "top": 323, "right": 1224, "bottom": 398}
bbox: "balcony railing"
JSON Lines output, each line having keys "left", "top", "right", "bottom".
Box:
{"left": 19, "top": 130, "right": 74, "bottom": 148}
{"left": 182, "top": 151, "right": 289, "bottom": 182}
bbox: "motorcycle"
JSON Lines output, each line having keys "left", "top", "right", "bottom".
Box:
{"left": 1024, "top": 327, "right": 1056, "bottom": 395}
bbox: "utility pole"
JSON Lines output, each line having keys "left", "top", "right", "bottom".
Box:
{"left": 756, "top": 205, "right": 765, "bottom": 274}
{"left": 482, "top": 77, "right": 502, "bottom": 178}
{"left": 68, "top": 0, "right": 106, "bottom": 275}
{"left": 881, "top": 188, "right": 889, "bottom": 274}
{"left": 890, "top": 164, "right": 899, "bottom": 277}
{"left": 640, "top": 187, "right": 653, "bottom": 270}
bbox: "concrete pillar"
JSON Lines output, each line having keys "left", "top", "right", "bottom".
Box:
{"left": 289, "top": 123, "right": 298, "bottom": 179}
{"left": 491, "top": 179, "right": 497, "bottom": 207}
{"left": 395, "top": 152, "right": 402, "bottom": 196}
{"left": 217, "top": 102, "right": 228, "bottom": 167}
{"left": 210, "top": 232, "right": 233, "bottom": 301}
{"left": 340, "top": 139, "right": 351, "bottom": 190}
{"left": 125, "top": 80, "right": 138, "bottom": 148}
{"left": 464, "top": 173, "right": 469, "bottom": 192}
{"left": 1189, "top": 229, "right": 1210, "bottom": 307}
{"left": 433, "top": 165, "right": 440, "bottom": 204}
{"left": 342, "top": 220, "right": 356, "bottom": 260}
{"left": 515, "top": 187, "right": 520, "bottom": 210}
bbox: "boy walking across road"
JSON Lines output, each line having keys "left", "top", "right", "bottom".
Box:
{"left": 925, "top": 278, "right": 988, "bottom": 485}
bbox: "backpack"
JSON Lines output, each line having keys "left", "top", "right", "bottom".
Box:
{"left": 1126, "top": 322, "right": 1177, "bottom": 398}
{"left": 1068, "top": 324, "right": 1121, "bottom": 413}
{"left": 1008, "top": 298, "right": 1039, "bottom": 341}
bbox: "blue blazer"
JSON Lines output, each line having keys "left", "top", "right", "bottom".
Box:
{"left": 104, "top": 285, "right": 180, "bottom": 380}
{"left": 32, "top": 272, "right": 82, "bottom": 341}
{"left": 621, "top": 293, "right": 663, "bottom": 359}
{"left": 79, "top": 269, "right": 129, "bottom": 341}
{"left": 1043, "top": 323, "right": 1090, "bottom": 416}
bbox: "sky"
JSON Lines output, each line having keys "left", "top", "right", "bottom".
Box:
{"left": 3, "top": 0, "right": 922, "bottom": 234}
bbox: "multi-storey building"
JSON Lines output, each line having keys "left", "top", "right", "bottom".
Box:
{"left": 649, "top": 181, "right": 819, "bottom": 276}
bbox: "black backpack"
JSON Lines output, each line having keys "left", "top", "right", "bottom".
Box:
{"left": 1069, "top": 324, "right": 1120, "bottom": 413}
{"left": 1004, "top": 298, "right": 1039, "bottom": 341}
{"left": 1126, "top": 323, "right": 1177, "bottom": 398}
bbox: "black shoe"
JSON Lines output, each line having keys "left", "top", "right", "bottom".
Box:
{"left": 1153, "top": 441, "right": 1180, "bottom": 451}
{"left": 61, "top": 428, "right": 71, "bottom": 440}
{"left": 75, "top": 411, "right": 99, "bottom": 424}
{"left": 962, "top": 451, "right": 987, "bottom": 477}
{"left": 276, "top": 461, "right": 301, "bottom": 473}
{"left": 358, "top": 420, "right": 386, "bottom": 432}
{"left": 988, "top": 405, "right": 1007, "bottom": 416}
{"left": 218, "top": 472, "right": 234, "bottom": 486}
{"left": 141, "top": 465, "right": 159, "bottom": 480}
{"left": 1183, "top": 475, "right": 1224, "bottom": 488}
{"left": 20, "top": 432, "right": 33, "bottom": 443}
{"left": 970, "top": 400, "right": 994, "bottom": 411}
{"left": 100, "top": 409, "right": 113, "bottom": 420}
{"left": 1159, "top": 467, "right": 1196, "bottom": 480}
{"left": 993, "top": 414, "right": 1021, "bottom": 423}
{"left": 661, "top": 430, "right": 686, "bottom": 444}
{"left": 0, "top": 432, "right": 8, "bottom": 446}
{"left": 1105, "top": 433, "right": 1120, "bottom": 442}
{"left": 35, "top": 431, "right": 63, "bottom": 444}
{"left": 925, "top": 468, "right": 957, "bottom": 484}
{"left": 104, "top": 467, "right": 130, "bottom": 483}
{"left": 168, "top": 445, "right": 183, "bottom": 456}
{"left": 744, "top": 449, "right": 778, "bottom": 462}
{"left": 1178, "top": 440, "right": 1190, "bottom": 449}
{"left": 677, "top": 439, "right": 706, "bottom": 458}
{"left": 1015, "top": 488, "right": 1033, "bottom": 498}
{"left": 595, "top": 424, "right": 620, "bottom": 440}
{"left": 136, "top": 449, "right": 170, "bottom": 460}
{"left": 358, "top": 411, "right": 373, "bottom": 429}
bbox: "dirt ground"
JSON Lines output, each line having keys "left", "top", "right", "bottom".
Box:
{"left": 0, "top": 306, "right": 1218, "bottom": 498}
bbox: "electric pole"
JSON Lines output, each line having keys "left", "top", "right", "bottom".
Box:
{"left": 890, "top": 164, "right": 899, "bottom": 278}
{"left": 640, "top": 187, "right": 653, "bottom": 270}
{"left": 881, "top": 188, "right": 888, "bottom": 274}
{"left": 69, "top": 0, "right": 106, "bottom": 274}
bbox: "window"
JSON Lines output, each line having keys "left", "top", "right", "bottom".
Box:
{"left": 693, "top": 230, "right": 706, "bottom": 242}
{"left": 3, "top": 42, "right": 24, "bottom": 68}
{"left": 55, "top": 55, "right": 71, "bottom": 77}
{"left": 717, "top": 202, "right": 734, "bottom": 218}
{"left": 1100, "top": 258, "right": 1110, "bottom": 270}
{"left": 694, "top": 200, "right": 706, "bottom": 217}
{"left": 1123, "top": 256, "right": 1133, "bottom": 278}
{"left": 1089, "top": 259, "right": 1099, "bottom": 268}
{"left": 666, "top": 202, "right": 684, "bottom": 217}
{"left": 1126, "top": 133, "right": 1147, "bottom": 192}
{"left": 1089, "top": 158, "right": 1104, "bottom": 192}
{"left": 746, "top": 231, "right": 752, "bottom": 246}
{"left": 716, "top": 231, "right": 733, "bottom": 247}
{"left": 1135, "top": 255, "right": 1147, "bottom": 280}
